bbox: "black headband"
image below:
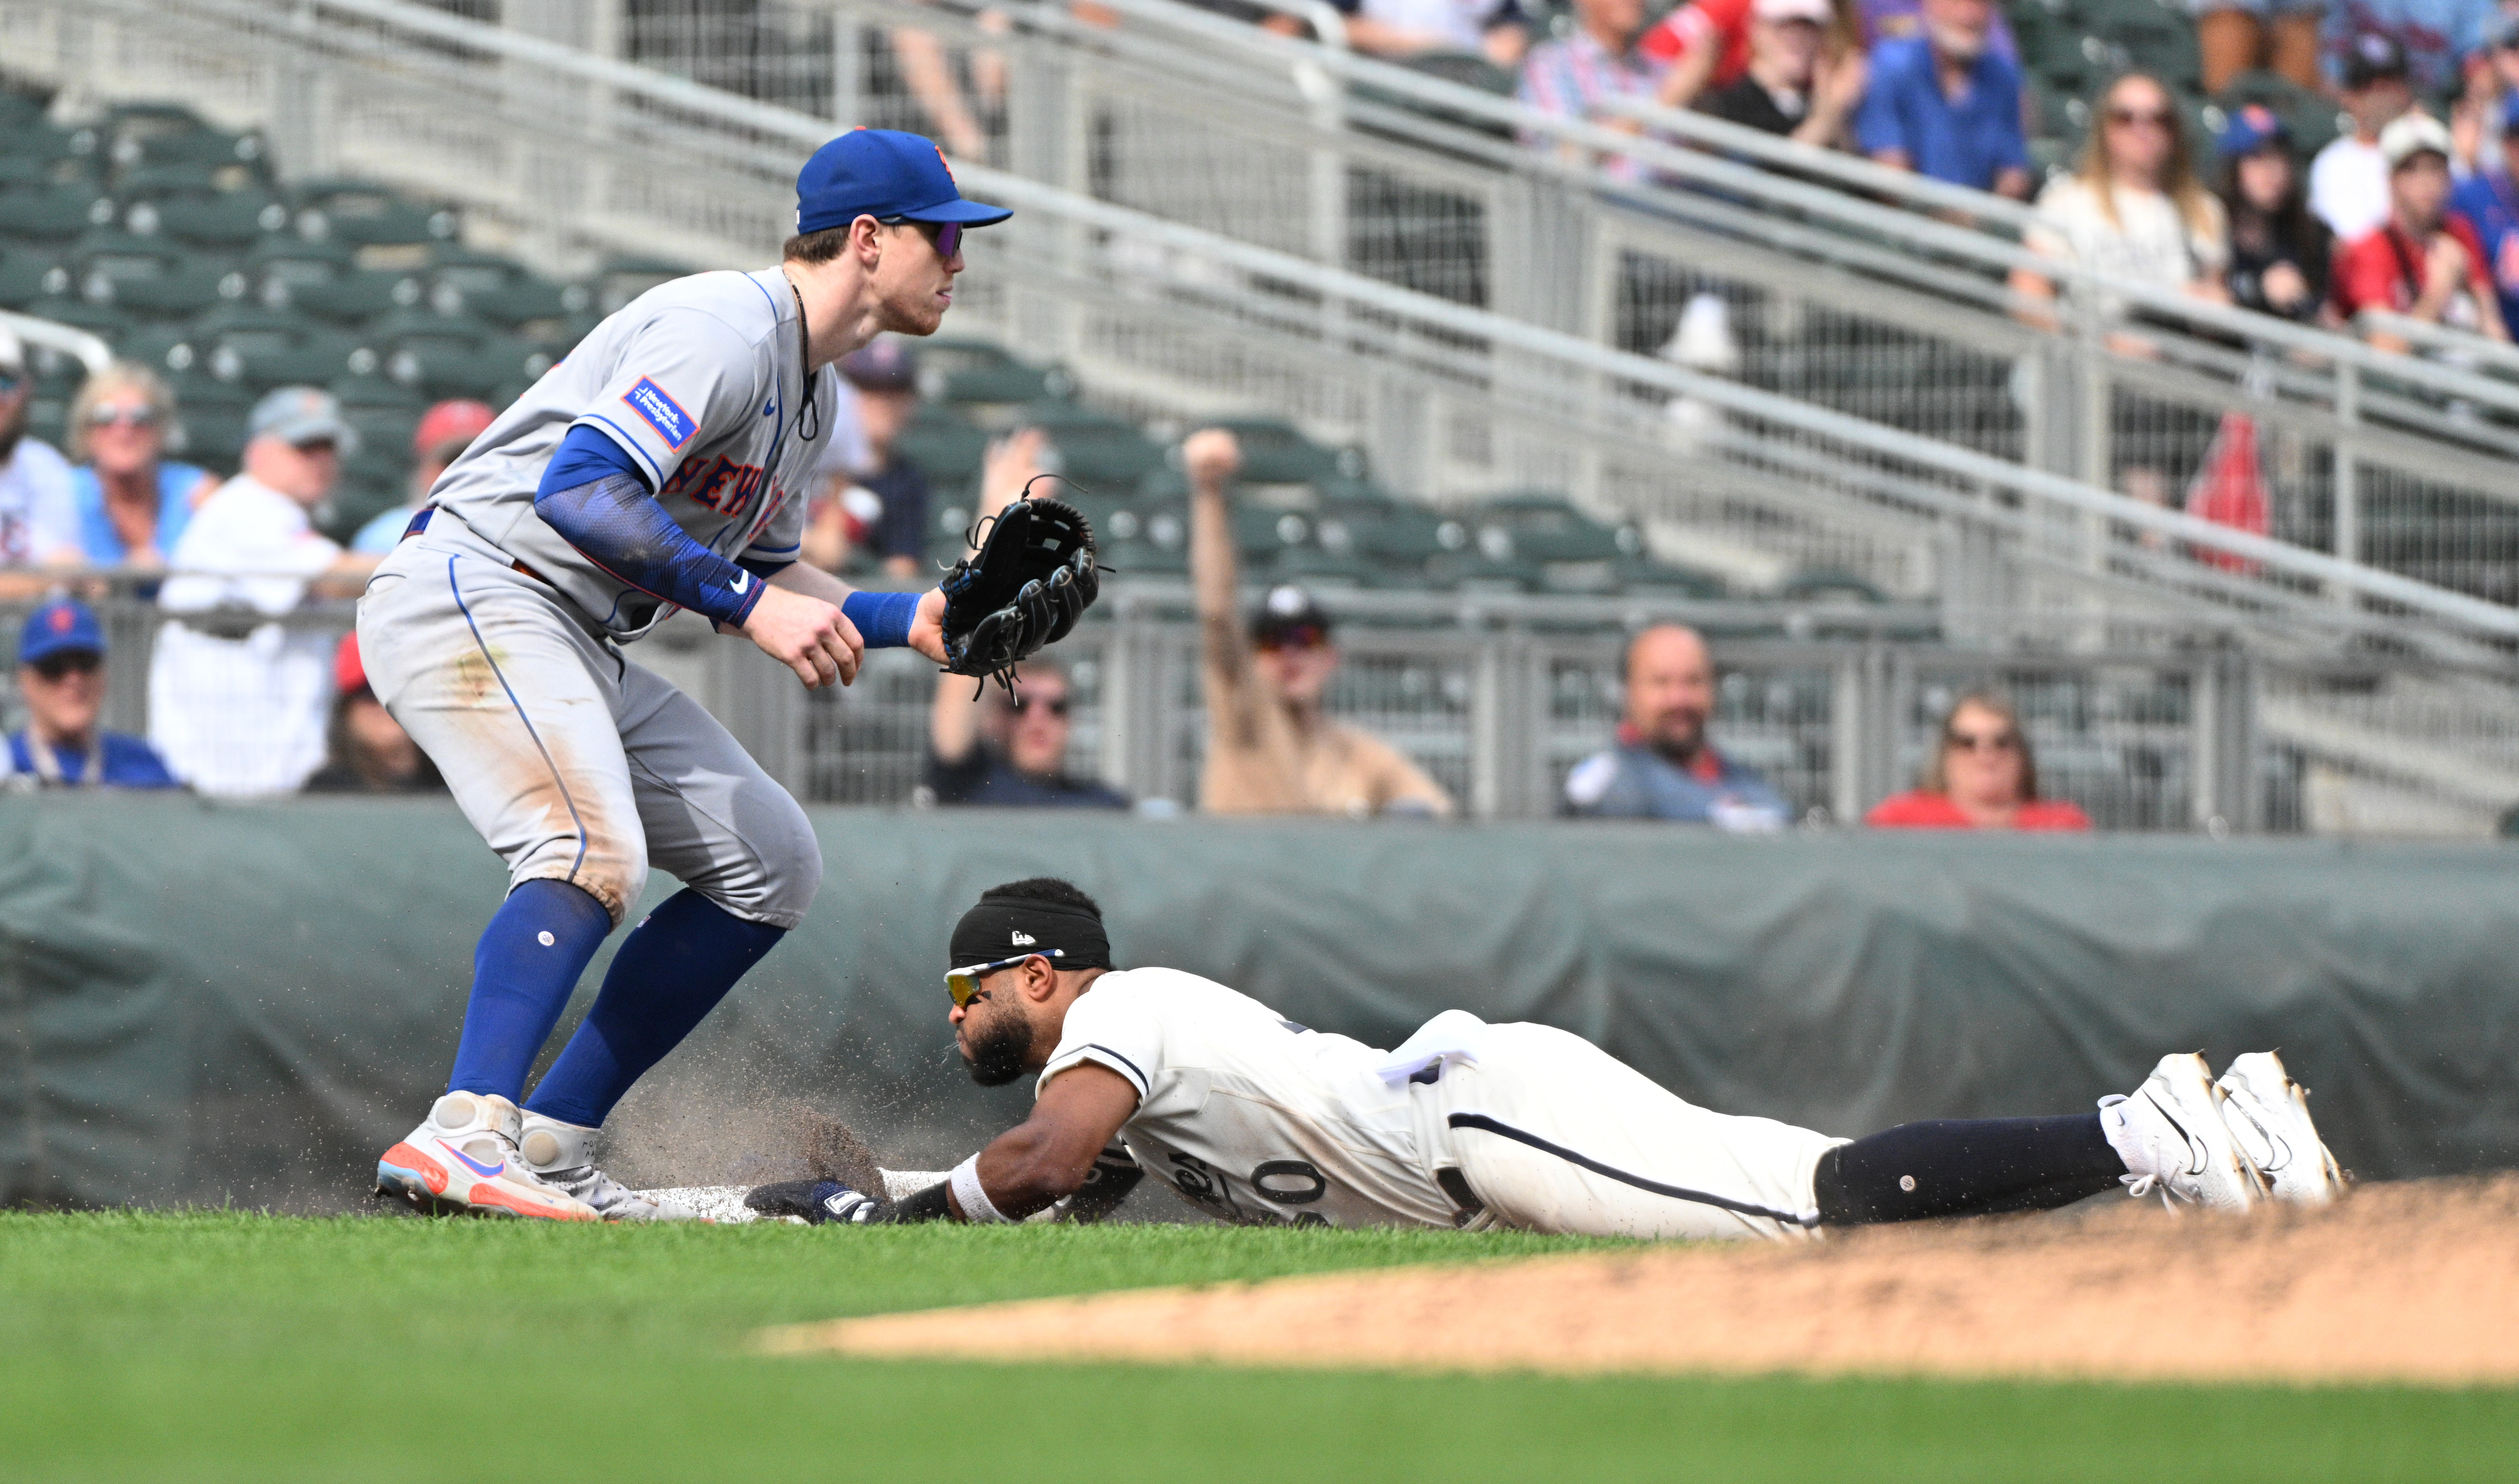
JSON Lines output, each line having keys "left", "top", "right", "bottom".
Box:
{"left": 949, "top": 897, "right": 1113, "bottom": 971}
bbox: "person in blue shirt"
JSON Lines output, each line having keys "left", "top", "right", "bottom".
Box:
{"left": 1561, "top": 623, "right": 1792, "bottom": 826}
{"left": 926, "top": 654, "right": 1130, "bottom": 809}
{"left": 64, "top": 363, "right": 219, "bottom": 570}
{"left": 1854, "top": 0, "right": 2033, "bottom": 200}
{"left": 4, "top": 596, "right": 179, "bottom": 789}
{"left": 2450, "top": 92, "right": 2519, "bottom": 334}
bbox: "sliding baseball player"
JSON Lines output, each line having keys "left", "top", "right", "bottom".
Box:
{"left": 747, "top": 878, "right": 2344, "bottom": 1234}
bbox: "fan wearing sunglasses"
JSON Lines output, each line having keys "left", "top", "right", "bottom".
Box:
{"left": 365, "top": 129, "right": 1018, "bottom": 1226}
{"left": 927, "top": 652, "right": 1129, "bottom": 809}
{"left": 64, "top": 361, "right": 220, "bottom": 572}
{"left": 2, "top": 596, "right": 177, "bottom": 790}
{"left": 745, "top": 876, "right": 2341, "bottom": 1229}
{"left": 1865, "top": 691, "right": 2090, "bottom": 830}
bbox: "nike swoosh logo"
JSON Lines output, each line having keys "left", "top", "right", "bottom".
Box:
{"left": 438, "top": 1140, "right": 506, "bottom": 1180}
{"left": 731, "top": 570, "right": 750, "bottom": 593}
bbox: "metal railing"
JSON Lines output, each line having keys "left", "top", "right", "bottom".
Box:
{"left": 592, "top": 0, "right": 2519, "bottom": 615}
{"left": 16, "top": 584, "right": 2507, "bottom": 834}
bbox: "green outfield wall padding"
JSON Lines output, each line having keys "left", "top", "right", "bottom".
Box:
{"left": 3, "top": 795, "right": 2516, "bottom": 1212}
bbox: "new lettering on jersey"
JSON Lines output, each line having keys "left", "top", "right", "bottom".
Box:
{"left": 428, "top": 270, "right": 820, "bottom": 640}
{"left": 1036, "top": 970, "right": 1458, "bottom": 1229}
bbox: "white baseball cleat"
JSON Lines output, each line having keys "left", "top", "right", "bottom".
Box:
{"left": 2215, "top": 1051, "right": 2346, "bottom": 1207}
{"left": 516, "top": 1112, "right": 699, "bottom": 1221}
{"left": 377, "top": 1091, "right": 599, "bottom": 1222}
{"left": 2099, "top": 1052, "right": 2269, "bottom": 1214}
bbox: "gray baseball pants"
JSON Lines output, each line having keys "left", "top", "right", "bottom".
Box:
{"left": 356, "top": 517, "right": 821, "bottom": 929}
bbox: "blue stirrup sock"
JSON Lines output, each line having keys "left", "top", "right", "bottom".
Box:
{"left": 445, "top": 878, "right": 615, "bottom": 1101}
{"left": 522, "top": 888, "right": 788, "bottom": 1128}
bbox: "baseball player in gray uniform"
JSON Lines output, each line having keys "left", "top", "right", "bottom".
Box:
{"left": 368, "top": 130, "right": 1007, "bottom": 1222}
{"left": 747, "top": 879, "right": 2347, "bottom": 1234}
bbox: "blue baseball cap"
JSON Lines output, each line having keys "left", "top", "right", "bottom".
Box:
{"left": 2216, "top": 104, "right": 2291, "bottom": 159}
{"left": 18, "top": 597, "right": 106, "bottom": 666}
{"left": 796, "top": 129, "right": 1012, "bottom": 234}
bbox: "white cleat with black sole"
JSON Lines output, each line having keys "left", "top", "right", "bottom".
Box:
{"left": 2215, "top": 1051, "right": 2347, "bottom": 1207}
{"left": 2099, "top": 1052, "right": 2269, "bottom": 1214}
{"left": 516, "top": 1112, "right": 700, "bottom": 1221}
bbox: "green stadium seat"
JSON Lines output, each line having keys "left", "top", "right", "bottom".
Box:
{"left": 331, "top": 371, "right": 427, "bottom": 458}
{"left": 927, "top": 341, "right": 1067, "bottom": 407}
{"left": 1199, "top": 417, "right": 1361, "bottom": 486}
{"left": 171, "top": 403, "right": 250, "bottom": 468}
{"left": 242, "top": 233, "right": 357, "bottom": 291}
{"left": 0, "top": 184, "right": 110, "bottom": 247}
{"left": 892, "top": 401, "right": 987, "bottom": 489}
{"left": 594, "top": 254, "right": 687, "bottom": 314}
{"left": 292, "top": 180, "right": 455, "bottom": 250}
{"left": 0, "top": 249, "right": 50, "bottom": 309}
{"left": 0, "top": 90, "right": 47, "bottom": 130}
{"left": 289, "top": 267, "right": 422, "bottom": 325}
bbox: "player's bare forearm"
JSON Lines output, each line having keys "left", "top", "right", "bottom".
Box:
{"left": 956, "top": 1062, "right": 1139, "bottom": 1220}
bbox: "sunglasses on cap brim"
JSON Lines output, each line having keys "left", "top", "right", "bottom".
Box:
{"left": 945, "top": 947, "right": 1063, "bottom": 1007}
{"left": 878, "top": 217, "right": 963, "bottom": 258}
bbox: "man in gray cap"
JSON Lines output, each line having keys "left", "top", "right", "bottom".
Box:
{"left": 149, "top": 385, "right": 381, "bottom": 795}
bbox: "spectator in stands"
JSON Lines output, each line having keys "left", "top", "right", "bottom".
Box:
{"left": 2451, "top": 16, "right": 2519, "bottom": 171}
{"left": 803, "top": 338, "right": 931, "bottom": 580}
{"left": 926, "top": 653, "right": 1130, "bottom": 808}
{"left": 1854, "top": 0, "right": 2015, "bottom": 64}
{"left": 2311, "top": 34, "right": 2414, "bottom": 242}
{"left": 2193, "top": 0, "right": 2325, "bottom": 96}
{"left": 2011, "top": 72, "right": 2233, "bottom": 337}
{"left": 0, "top": 327, "right": 79, "bottom": 598}
{"left": 1517, "top": 0, "right": 1670, "bottom": 179}
{"left": 1561, "top": 623, "right": 1790, "bottom": 826}
{"left": 149, "top": 388, "right": 381, "bottom": 797}
{"left": 1186, "top": 428, "right": 1454, "bottom": 817}
{"left": 350, "top": 400, "right": 496, "bottom": 555}
{"left": 2217, "top": 105, "right": 2336, "bottom": 323}
{"left": 1854, "top": 0, "right": 2033, "bottom": 199}
{"left": 2449, "top": 92, "right": 2519, "bottom": 333}
{"left": 1326, "top": 0, "right": 1531, "bottom": 67}
{"left": 2324, "top": 0, "right": 2498, "bottom": 102}
{"left": 63, "top": 362, "right": 218, "bottom": 571}
{"left": 1696, "top": 0, "right": 1869, "bottom": 152}
{"left": 1865, "top": 692, "right": 2091, "bottom": 830}
{"left": 303, "top": 633, "right": 441, "bottom": 794}
{"left": 2331, "top": 111, "right": 2511, "bottom": 348}
{"left": 1650, "top": 0, "right": 1902, "bottom": 111}
{"left": 1, "top": 596, "right": 176, "bottom": 790}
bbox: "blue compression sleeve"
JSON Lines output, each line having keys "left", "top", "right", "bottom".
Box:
{"left": 544, "top": 420, "right": 649, "bottom": 492}
{"left": 534, "top": 425, "right": 767, "bottom": 629}
{"left": 839, "top": 590, "right": 920, "bottom": 648}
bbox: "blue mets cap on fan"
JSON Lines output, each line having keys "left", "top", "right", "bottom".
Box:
{"left": 796, "top": 128, "right": 1013, "bottom": 232}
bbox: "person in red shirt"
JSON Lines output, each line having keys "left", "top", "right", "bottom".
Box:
{"left": 1865, "top": 692, "right": 2091, "bottom": 831}
{"left": 1641, "top": 0, "right": 1758, "bottom": 109}
{"left": 2330, "top": 111, "right": 2511, "bottom": 353}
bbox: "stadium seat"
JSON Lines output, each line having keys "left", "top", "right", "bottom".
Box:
{"left": 291, "top": 180, "right": 455, "bottom": 250}
{"left": 593, "top": 254, "right": 686, "bottom": 314}
{"left": 1024, "top": 401, "right": 1167, "bottom": 488}
{"left": 0, "top": 249, "right": 50, "bottom": 309}
{"left": 1201, "top": 417, "right": 1360, "bottom": 486}
{"left": 2212, "top": 71, "right": 2343, "bottom": 156}
{"left": 0, "top": 183, "right": 110, "bottom": 247}
{"left": 925, "top": 339, "right": 1069, "bottom": 408}
{"left": 892, "top": 401, "right": 988, "bottom": 489}
{"left": 289, "top": 267, "right": 423, "bottom": 325}
{"left": 331, "top": 371, "right": 427, "bottom": 456}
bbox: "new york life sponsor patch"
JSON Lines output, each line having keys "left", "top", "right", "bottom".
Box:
{"left": 623, "top": 377, "right": 697, "bottom": 449}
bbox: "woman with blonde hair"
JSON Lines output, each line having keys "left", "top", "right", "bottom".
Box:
{"left": 1865, "top": 691, "right": 2091, "bottom": 830}
{"left": 64, "top": 361, "right": 219, "bottom": 570}
{"left": 2009, "top": 71, "right": 2232, "bottom": 335}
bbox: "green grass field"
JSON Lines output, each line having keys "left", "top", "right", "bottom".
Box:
{"left": 3, "top": 1211, "right": 2512, "bottom": 1482}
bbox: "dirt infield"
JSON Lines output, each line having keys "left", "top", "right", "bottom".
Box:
{"left": 761, "top": 1175, "right": 2519, "bottom": 1385}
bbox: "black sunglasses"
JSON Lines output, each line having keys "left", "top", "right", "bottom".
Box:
{"left": 32, "top": 652, "right": 102, "bottom": 682}
{"left": 1010, "top": 692, "right": 1069, "bottom": 718}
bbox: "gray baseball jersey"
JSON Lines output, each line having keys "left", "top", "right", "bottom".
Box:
{"left": 429, "top": 268, "right": 828, "bottom": 641}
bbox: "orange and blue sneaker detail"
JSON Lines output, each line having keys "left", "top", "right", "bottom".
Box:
{"left": 376, "top": 1091, "right": 599, "bottom": 1221}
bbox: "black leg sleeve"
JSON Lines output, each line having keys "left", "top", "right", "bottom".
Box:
{"left": 1813, "top": 1115, "right": 2127, "bottom": 1227}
